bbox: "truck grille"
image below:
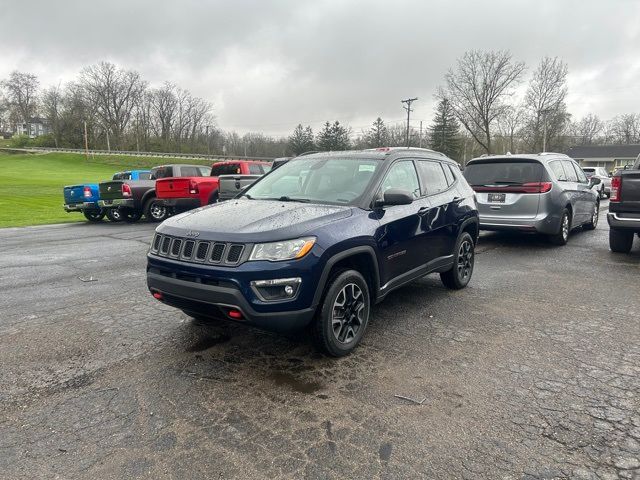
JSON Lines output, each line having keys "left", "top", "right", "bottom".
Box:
{"left": 150, "top": 233, "right": 246, "bottom": 265}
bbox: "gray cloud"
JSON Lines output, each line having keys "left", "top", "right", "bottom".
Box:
{"left": 1, "top": 0, "right": 639, "bottom": 135}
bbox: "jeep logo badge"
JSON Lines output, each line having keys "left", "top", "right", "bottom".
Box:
{"left": 186, "top": 231, "right": 200, "bottom": 238}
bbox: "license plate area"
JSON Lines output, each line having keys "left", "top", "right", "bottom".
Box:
{"left": 487, "top": 193, "right": 506, "bottom": 203}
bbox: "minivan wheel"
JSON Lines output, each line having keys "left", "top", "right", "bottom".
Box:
{"left": 549, "top": 209, "right": 571, "bottom": 245}
{"left": 584, "top": 202, "right": 599, "bottom": 230}
{"left": 440, "top": 232, "right": 475, "bottom": 290}
{"left": 144, "top": 198, "right": 168, "bottom": 222}
{"left": 312, "top": 269, "right": 370, "bottom": 357}
{"left": 609, "top": 228, "right": 634, "bottom": 253}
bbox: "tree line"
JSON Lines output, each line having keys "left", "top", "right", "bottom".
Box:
{"left": 2, "top": 52, "right": 639, "bottom": 160}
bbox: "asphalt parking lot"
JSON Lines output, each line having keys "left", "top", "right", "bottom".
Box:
{"left": 1, "top": 201, "right": 639, "bottom": 479}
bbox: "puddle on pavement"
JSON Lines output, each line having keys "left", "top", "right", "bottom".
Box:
{"left": 269, "top": 371, "right": 323, "bottom": 394}
{"left": 187, "top": 334, "right": 230, "bottom": 352}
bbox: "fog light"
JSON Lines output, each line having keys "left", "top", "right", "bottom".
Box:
{"left": 251, "top": 277, "right": 302, "bottom": 302}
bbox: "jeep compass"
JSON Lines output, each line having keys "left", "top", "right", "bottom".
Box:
{"left": 147, "top": 148, "right": 479, "bottom": 356}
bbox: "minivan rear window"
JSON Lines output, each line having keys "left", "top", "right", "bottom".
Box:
{"left": 463, "top": 160, "right": 544, "bottom": 186}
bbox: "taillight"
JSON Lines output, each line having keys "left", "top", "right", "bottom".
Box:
{"left": 122, "top": 184, "right": 132, "bottom": 197}
{"left": 521, "top": 182, "right": 553, "bottom": 193}
{"left": 610, "top": 175, "right": 621, "bottom": 202}
{"left": 473, "top": 182, "right": 552, "bottom": 194}
{"left": 189, "top": 180, "right": 199, "bottom": 195}
{"left": 83, "top": 186, "right": 92, "bottom": 198}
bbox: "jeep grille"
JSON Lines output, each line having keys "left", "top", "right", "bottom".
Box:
{"left": 150, "top": 233, "right": 246, "bottom": 265}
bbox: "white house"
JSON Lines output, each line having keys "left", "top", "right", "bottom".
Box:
{"left": 15, "top": 117, "right": 51, "bottom": 138}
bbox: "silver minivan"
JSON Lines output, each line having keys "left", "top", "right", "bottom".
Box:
{"left": 463, "top": 153, "right": 601, "bottom": 245}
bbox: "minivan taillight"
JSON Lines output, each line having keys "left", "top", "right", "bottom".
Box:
{"left": 122, "top": 183, "right": 132, "bottom": 197}
{"left": 610, "top": 175, "right": 621, "bottom": 202}
{"left": 472, "top": 182, "right": 552, "bottom": 194}
{"left": 83, "top": 186, "right": 92, "bottom": 198}
{"left": 189, "top": 180, "right": 199, "bottom": 195}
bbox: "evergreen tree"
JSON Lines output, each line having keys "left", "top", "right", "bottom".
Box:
{"left": 428, "top": 98, "right": 460, "bottom": 159}
{"left": 366, "top": 117, "right": 388, "bottom": 147}
{"left": 317, "top": 121, "right": 351, "bottom": 151}
{"left": 288, "top": 123, "right": 314, "bottom": 155}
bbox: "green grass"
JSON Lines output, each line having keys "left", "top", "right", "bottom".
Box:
{"left": 0, "top": 151, "right": 211, "bottom": 228}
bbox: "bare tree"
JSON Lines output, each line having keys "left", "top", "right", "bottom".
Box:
{"left": 1, "top": 71, "right": 40, "bottom": 127}
{"left": 522, "top": 57, "right": 569, "bottom": 151}
{"left": 442, "top": 50, "right": 525, "bottom": 154}
{"left": 608, "top": 114, "right": 640, "bottom": 144}
{"left": 41, "top": 85, "right": 63, "bottom": 146}
{"left": 497, "top": 105, "right": 524, "bottom": 153}
{"left": 571, "top": 113, "right": 603, "bottom": 145}
{"left": 150, "top": 82, "right": 178, "bottom": 144}
{"left": 80, "top": 62, "right": 146, "bottom": 149}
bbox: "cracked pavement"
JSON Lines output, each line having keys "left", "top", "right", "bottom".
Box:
{"left": 1, "top": 202, "right": 639, "bottom": 479}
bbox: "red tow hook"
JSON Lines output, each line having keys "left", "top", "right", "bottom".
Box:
{"left": 152, "top": 291, "right": 163, "bottom": 300}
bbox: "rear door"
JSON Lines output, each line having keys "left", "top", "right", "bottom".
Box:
{"left": 416, "top": 160, "right": 458, "bottom": 262}
{"left": 561, "top": 160, "right": 588, "bottom": 224}
{"left": 464, "top": 159, "right": 545, "bottom": 220}
{"left": 571, "top": 163, "right": 596, "bottom": 222}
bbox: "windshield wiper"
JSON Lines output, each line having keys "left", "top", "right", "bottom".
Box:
{"left": 240, "top": 193, "right": 253, "bottom": 199}
{"left": 276, "top": 196, "right": 310, "bottom": 203}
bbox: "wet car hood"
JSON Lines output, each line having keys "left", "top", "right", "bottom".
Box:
{"left": 157, "top": 198, "right": 354, "bottom": 242}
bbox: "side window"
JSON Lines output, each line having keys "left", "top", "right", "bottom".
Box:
{"left": 561, "top": 161, "right": 578, "bottom": 182}
{"left": 180, "top": 166, "right": 200, "bottom": 177}
{"left": 248, "top": 164, "right": 263, "bottom": 174}
{"left": 549, "top": 161, "right": 567, "bottom": 181}
{"left": 572, "top": 164, "right": 588, "bottom": 183}
{"left": 417, "top": 160, "right": 449, "bottom": 195}
{"left": 198, "top": 166, "right": 211, "bottom": 176}
{"left": 137, "top": 172, "right": 151, "bottom": 180}
{"left": 210, "top": 164, "right": 223, "bottom": 176}
{"left": 380, "top": 161, "right": 421, "bottom": 199}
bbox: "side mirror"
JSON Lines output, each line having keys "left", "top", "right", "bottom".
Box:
{"left": 589, "top": 177, "right": 602, "bottom": 188}
{"left": 375, "top": 188, "right": 414, "bottom": 207}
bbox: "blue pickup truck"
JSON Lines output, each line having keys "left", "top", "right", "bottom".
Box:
{"left": 63, "top": 170, "right": 151, "bottom": 222}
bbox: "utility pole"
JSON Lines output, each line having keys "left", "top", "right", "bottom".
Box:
{"left": 401, "top": 97, "right": 418, "bottom": 147}
{"left": 83, "top": 121, "right": 89, "bottom": 160}
{"left": 205, "top": 125, "right": 211, "bottom": 156}
{"left": 419, "top": 120, "right": 423, "bottom": 148}
{"left": 105, "top": 126, "right": 111, "bottom": 152}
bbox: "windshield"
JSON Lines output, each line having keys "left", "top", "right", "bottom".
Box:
{"left": 244, "top": 157, "right": 381, "bottom": 205}
{"left": 464, "top": 160, "right": 544, "bottom": 185}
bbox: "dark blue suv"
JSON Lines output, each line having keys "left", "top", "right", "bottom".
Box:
{"left": 147, "top": 148, "right": 479, "bottom": 356}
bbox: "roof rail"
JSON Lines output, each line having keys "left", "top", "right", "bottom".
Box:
{"left": 364, "top": 146, "right": 446, "bottom": 157}
{"left": 297, "top": 150, "right": 319, "bottom": 157}
{"left": 538, "top": 152, "right": 569, "bottom": 157}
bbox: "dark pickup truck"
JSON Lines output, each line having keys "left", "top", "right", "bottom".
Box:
{"left": 99, "top": 165, "right": 207, "bottom": 223}
{"left": 608, "top": 154, "right": 640, "bottom": 253}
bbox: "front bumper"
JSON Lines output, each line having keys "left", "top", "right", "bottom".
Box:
{"left": 146, "top": 252, "right": 322, "bottom": 332}
{"left": 607, "top": 212, "right": 640, "bottom": 231}
{"left": 160, "top": 197, "right": 202, "bottom": 211}
{"left": 479, "top": 211, "right": 561, "bottom": 235}
{"left": 98, "top": 198, "right": 135, "bottom": 209}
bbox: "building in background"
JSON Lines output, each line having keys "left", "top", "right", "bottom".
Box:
{"left": 567, "top": 144, "right": 640, "bottom": 172}
{"left": 14, "top": 117, "right": 51, "bottom": 138}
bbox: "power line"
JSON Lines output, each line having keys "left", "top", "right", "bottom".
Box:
{"left": 401, "top": 97, "right": 418, "bottom": 147}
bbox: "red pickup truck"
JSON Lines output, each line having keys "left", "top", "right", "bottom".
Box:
{"left": 156, "top": 160, "right": 271, "bottom": 212}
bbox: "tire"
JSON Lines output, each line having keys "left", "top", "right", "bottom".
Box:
{"left": 83, "top": 209, "right": 105, "bottom": 222}
{"left": 144, "top": 197, "right": 168, "bottom": 222}
{"left": 583, "top": 201, "right": 599, "bottom": 231}
{"left": 599, "top": 186, "right": 605, "bottom": 199}
{"left": 312, "top": 269, "right": 371, "bottom": 357}
{"left": 208, "top": 190, "right": 219, "bottom": 205}
{"left": 548, "top": 209, "right": 571, "bottom": 246}
{"left": 609, "top": 229, "right": 634, "bottom": 253}
{"left": 440, "top": 232, "right": 475, "bottom": 290}
{"left": 105, "top": 209, "right": 122, "bottom": 222}
{"left": 121, "top": 209, "right": 143, "bottom": 223}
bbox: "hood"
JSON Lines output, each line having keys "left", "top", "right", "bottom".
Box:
{"left": 158, "top": 199, "right": 353, "bottom": 242}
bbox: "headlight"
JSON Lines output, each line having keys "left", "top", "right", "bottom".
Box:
{"left": 249, "top": 237, "right": 316, "bottom": 262}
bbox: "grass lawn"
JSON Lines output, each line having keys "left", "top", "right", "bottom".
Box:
{"left": 0, "top": 151, "right": 211, "bottom": 228}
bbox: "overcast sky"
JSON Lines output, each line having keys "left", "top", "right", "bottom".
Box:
{"left": 1, "top": 0, "right": 639, "bottom": 136}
